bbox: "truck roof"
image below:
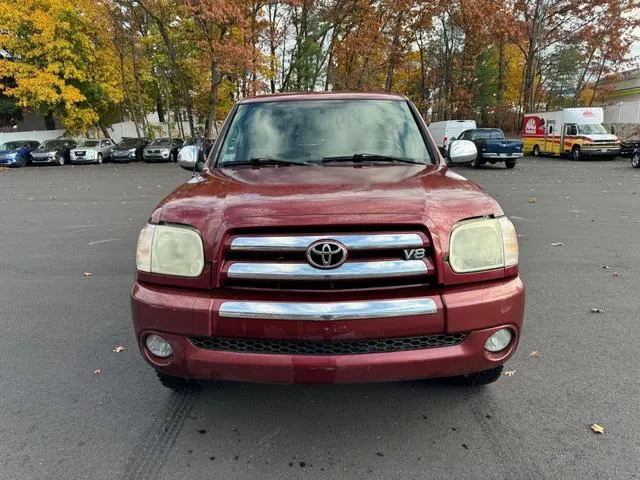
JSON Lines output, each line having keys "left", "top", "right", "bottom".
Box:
{"left": 239, "top": 92, "right": 407, "bottom": 104}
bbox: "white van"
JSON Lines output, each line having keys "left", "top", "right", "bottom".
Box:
{"left": 428, "top": 120, "right": 477, "bottom": 153}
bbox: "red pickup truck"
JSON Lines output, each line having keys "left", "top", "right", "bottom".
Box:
{"left": 131, "top": 93, "right": 524, "bottom": 389}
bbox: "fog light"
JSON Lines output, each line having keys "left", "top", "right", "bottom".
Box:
{"left": 145, "top": 334, "right": 173, "bottom": 358}
{"left": 484, "top": 328, "right": 513, "bottom": 352}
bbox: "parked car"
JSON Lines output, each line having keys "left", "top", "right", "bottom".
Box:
{"left": 428, "top": 120, "right": 477, "bottom": 154}
{"left": 0, "top": 140, "right": 40, "bottom": 167}
{"left": 70, "top": 138, "right": 115, "bottom": 164}
{"left": 30, "top": 138, "right": 77, "bottom": 166}
{"left": 112, "top": 137, "right": 149, "bottom": 163}
{"left": 143, "top": 137, "right": 183, "bottom": 163}
{"left": 620, "top": 139, "right": 640, "bottom": 157}
{"left": 454, "top": 128, "right": 523, "bottom": 169}
{"left": 631, "top": 148, "right": 640, "bottom": 168}
{"left": 132, "top": 92, "right": 524, "bottom": 391}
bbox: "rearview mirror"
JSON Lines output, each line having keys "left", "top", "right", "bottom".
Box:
{"left": 178, "top": 145, "right": 201, "bottom": 172}
{"left": 448, "top": 140, "right": 478, "bottom": 164}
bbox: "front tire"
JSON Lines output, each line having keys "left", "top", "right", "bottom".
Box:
{"left": 156, "top": 371, "right": 199, "bottom": 392}
{"left": 505, "top": 160, "right": 516, "bottom": 169}
{"left": 471, "top": 157, "right": 482, "bottom": 169}
{"left": 632, "top": 152, "right": 640, "bottom": 168}
{"left": 571, "top": 146, "right": 581, "bottom": 161}
{"left": 97, "top": 153, "right": 103, "bottom": 165}
{"left": 57, "top": 154, "right": 65, "bottom": 166}
{"left": 458, "top": 366, "right": 503, "bottom": 386}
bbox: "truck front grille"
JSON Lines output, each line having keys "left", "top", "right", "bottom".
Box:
{"left": 189, "top": 333, "right": 467, "bottom": 355}
{"left": 220, "top": 228, "right": 435, "bottom": 291}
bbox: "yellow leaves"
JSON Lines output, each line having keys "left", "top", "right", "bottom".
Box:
{"left": 590, "top": 424, "right": 605, "bottom": 434}
{"left": 113, "top": 346, "right": 126, "bottom": 353}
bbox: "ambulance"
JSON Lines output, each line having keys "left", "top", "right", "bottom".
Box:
{"left": 522, "top": 108, "right": 620, "bottom": 160}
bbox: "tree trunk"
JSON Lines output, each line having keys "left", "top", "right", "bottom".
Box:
{"left": 205, "top": 61, "right": 220, "bottom": 139}
{"left": 44, "top": 111, "right": 56, "bottom": 130}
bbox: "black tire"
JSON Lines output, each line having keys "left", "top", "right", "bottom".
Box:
{"left": 471, "top": 157, "right": 482, "bottom": 169}
{"left": 459, "top": 366, "right": 503, "bottom": 386}
{"left": 505, "top": 160, "right": 516, "bottom": 169}
{"left": 532, "top": 145, "right": 540, "bottom": 157}
{"left": 156, "top": 371, "right": 199, "bottom": 391}
{"left": 97, "top": 153, "right": 103, "bottom": 165}
{"left": 571, "top": 146, "right": 581, "bottom": 161}
{"left": 57, "top": 154, "right": 65, "bottom": 166}
{"left": 632, "top": 152, "right": 640, "bottom": 168}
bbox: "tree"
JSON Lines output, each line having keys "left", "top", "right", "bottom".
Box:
{"left": 0, "top": 0, "right": 125, "bottom": 134}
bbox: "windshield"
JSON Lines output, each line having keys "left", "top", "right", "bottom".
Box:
{"left": 0, "top": 142, "right": 23, "bottom": 150}
{"left": 118, "top": 139, "right": 140, "bottom": 147}
{"left": 577, "top": 124, "right": 607, "bottom": 135}
{"left": 150, "top": 138, "right": 171, "bottom": 146}
{"left": 185, "top": 138, "right": 205, "bottom": 146}
{"left": 79, "top": 140, "right": 99, "bottom": 147}
{"left": 41, "top": 140, "right": 66, "bottom": 149}
{"left": 216, "top": 99, "right": 433, "bottom": 166}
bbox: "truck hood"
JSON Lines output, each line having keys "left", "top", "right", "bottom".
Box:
{"left": 583, "top": 134, "right": 618, "bottom": 142}
{"left": 154, "top": 165, "right": 503, "bottom": 259}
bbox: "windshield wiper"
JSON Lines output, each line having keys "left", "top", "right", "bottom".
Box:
{"left": 321, "top": 153, "right": 424, "bottom": 165}
{"left": 221, "top": 157, "right": 308, "bottom": 167}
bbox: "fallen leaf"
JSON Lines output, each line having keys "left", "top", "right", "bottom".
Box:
{"left": 551, "top": 242, "right": 564, "bottom": 247}
{"left": 83, "top": 272, "right": 92, "bottom": 277}
{"left": 600, "top": 265, "right": 610, "bottom": 270}
{"left": 590, "top": 423, "right": 605, "bottom": 434}
{"left": 113, "top": 346, "right": 126, "bottom": 353}
{"left": 94, "top": 369, "right": 102, "bottom": 375}
{"left": 530, "top": 351, "right": 542, "bottom": 358}
{"left": 528, "top": 197, "right": 537, "bottom": 203}
{"left": 612, "top": 272, "right": 620, "bottom": 277}
{"left": 502, "top": 370, "right": 516, "bottom": 376}
{"left": 591, "top": 308, "right": 604, "bottom": 313}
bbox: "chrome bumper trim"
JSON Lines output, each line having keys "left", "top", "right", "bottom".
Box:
{"left": 482, "top": 153, "right": 523, "bottom": 158}
{"left": 227, "top": 260, "right": 428, "bottom": 280}
{"left": 219, "top": 298, "right": 438, "bottom": 321}
{"left": 230, "top": 233, "right": 424, "bottom": 252}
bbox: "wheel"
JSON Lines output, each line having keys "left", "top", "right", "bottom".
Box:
{"left": 471, "top": 157, "right": 482, "bottom": 169}
{"left": 571, "top": 146, "right": 581, "bottom": 161}
{"left": 97, "top": 153, "right": 103, "bottom": 164}
{"left": 632, "top": 152, "right": 640, "bottom": 168}
{"left": 57, "top": 154, "right": 65, "bottom": 166}
{"left": 532, "top": 145, "right": 540, "bottom": 157}
{"left": 19, "top": 154, "right": 27, "bottom": 167}
{"left": 171, "top": 152, "right": 177, "bottom": 163}
{"left": 156, "top": 371, "right": 199, "bottom": 391}
{"left": 505, "top": 160, "right": 516, "bottom": 169}
{"left": 458, "top": 366, "right": 503, "bottom": 386}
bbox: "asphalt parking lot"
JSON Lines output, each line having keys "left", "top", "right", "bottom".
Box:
{"left": 1, "top": 157, "right": 639, "bottom": 480}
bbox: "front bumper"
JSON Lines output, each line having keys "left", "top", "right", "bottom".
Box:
{"left": 0, "top": 156, "right": 20, "bottom": 166}
{"left": 31, "top": 154, "right": 58, "bottom": 164}
{"left": 70, "top": 156, "right": 97, "bottom": 163}
{"left": 131, "top": 277, "right": 525, "bottom": 384}
{"left": 581, "top": 147, "right": 620, "bottom": 157}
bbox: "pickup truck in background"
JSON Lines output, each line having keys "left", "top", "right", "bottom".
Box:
{"left": 455, "top": 128, "right": 523, "bottom": 169}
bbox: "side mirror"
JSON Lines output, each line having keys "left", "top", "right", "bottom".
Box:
{"left": 448, "top": 139, "right": 478, "bottom": 164}
{"left": 178, "top": 145, "right": 202, "bottom": 172}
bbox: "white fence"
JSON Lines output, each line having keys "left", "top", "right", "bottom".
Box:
{"left": 604, "top": 101, "right": 640, "bottom": 124}
{"left": 0, "top": 120, "right": 196, "bottom": 145}
{"left": 0, "top": 129, "right": 66, "bottom": 144}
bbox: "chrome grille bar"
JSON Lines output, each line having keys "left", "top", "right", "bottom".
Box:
{"left": 219, "top": 298, "right": 438, "bottom": 321}
{"left": 226, "top": 260, "right": 428, "bottom": 281}
{"left": 230, "top": 233, "right": 424, "bottom": 252}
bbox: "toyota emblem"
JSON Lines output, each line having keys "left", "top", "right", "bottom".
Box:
{"left": 306, "top": 240, "right": 348, "bottom": 269}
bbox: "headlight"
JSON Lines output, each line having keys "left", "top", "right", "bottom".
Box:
{"left": 136, "top": 224, "right": 204, "bottom": 277}
{"left": 449, "top": 217, "right": 518, "bottom": 273}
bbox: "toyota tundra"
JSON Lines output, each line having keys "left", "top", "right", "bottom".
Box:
{"left": 131, "top": 93, "right": 525, "bottom": 390}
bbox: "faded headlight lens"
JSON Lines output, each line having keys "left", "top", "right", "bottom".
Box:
{"left": 136, "top": 224, "right": 204, "bottom": 277}
{"left": 449, "top": 217, "right": 518, "bottom": 273}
